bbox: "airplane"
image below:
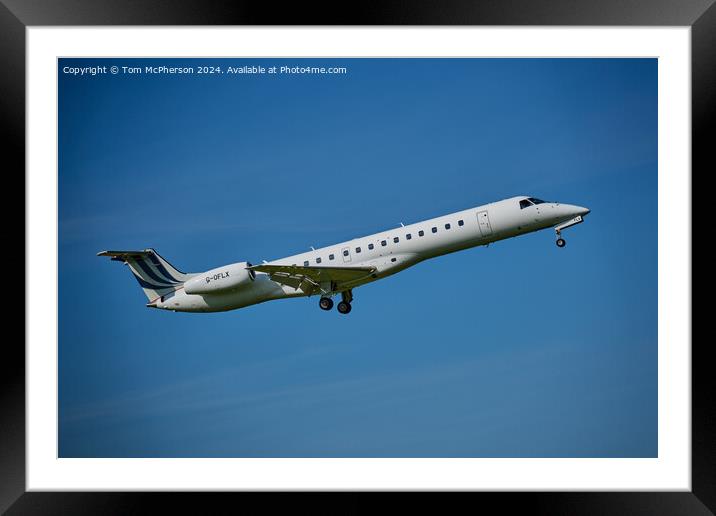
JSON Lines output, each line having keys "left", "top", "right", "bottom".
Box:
{"left": 98, "top": 195, "right": 590, "bottom": 315}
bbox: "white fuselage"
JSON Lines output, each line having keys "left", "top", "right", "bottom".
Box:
{"left": 155, "top": 196, "right": 589, "bottom": 313}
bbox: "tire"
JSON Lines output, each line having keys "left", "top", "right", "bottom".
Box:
{"left": 556, "top": 238, "right": 566, "bottom": 248}
{"left": 319, "top": 297, "right": 334, "bottom": 311}
{"left": 337, "top": 301, "right": 352, "bottom": 314}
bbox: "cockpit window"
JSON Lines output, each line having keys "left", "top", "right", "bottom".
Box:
{"left": 519, "top": 199, "right": 534, "bottom": 209}
{"left": 528, "top": 197, "right": 547, "bottom": 204}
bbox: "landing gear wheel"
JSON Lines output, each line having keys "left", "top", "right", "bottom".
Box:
{"left": 319, "top": 297, "right": 334, "bottom": 311}
{"left": 556, "top": 238, "right": 566, "bottom": 248}
{"left": 337, "top": 301, "right": 352, "bottom": 314}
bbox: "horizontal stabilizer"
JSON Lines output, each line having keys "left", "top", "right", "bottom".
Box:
{"left": 97, "top": 250, "right": 150, "bottom": 261}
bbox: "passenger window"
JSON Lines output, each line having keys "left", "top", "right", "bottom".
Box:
{"left": 356, "top": 247, "right": 361, "bottom": 253}
{"left": 303, "top": 260, "right": 309, "bottom": 266}
{"left": 368, "top": 243, "right": 374, "bottom": 250}
{"left": 458, "top": 220, "right": 464, "bottom": 226}
{"left": 329, "top": 254, "right": 335, "bottom": 260}
{"left": 519, "top": 199, "right": 533, "bottom": 209}
{"left": 406, "top": 234, "right": 412, "bottom": 240}
{"left": 419, "top": 230, "right": 424, "bottom": 237}
{"left": 445, "top": 223, "right": 451, "bottom": 230}
{"left": 381, "top": 240, "right": 387, "bottom": 246}
{"left": 343, "top": 250, "right": 349, "bottom": 256}
{"left": 432, "top": 227, "right": 437, "bottom": 233}
{"left": 393, "top": 237, "right": 399, "bottom": 243}
{"left": 316, "top": 257, "right": 322, "bottom": 264}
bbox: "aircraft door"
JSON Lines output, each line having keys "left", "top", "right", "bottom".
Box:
{"left": 477, "top": 210, "right": 493, "bottom": 237}
{"left": 342, "top": 247, "right": 352, "bottom": 263}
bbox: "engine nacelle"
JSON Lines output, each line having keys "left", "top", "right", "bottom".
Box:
{"left": 184, "top": 261, "right": 255, "bottom": 295}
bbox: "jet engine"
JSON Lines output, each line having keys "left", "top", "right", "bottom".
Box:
{"left": 184, "top": 261, "right": 255, "bottom": 295}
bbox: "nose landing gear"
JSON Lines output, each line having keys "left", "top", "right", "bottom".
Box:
{"left": 553, "top": 214, "right": 585, "bottom": 248}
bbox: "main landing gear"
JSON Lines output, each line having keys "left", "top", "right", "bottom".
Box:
{"left": 337, "top": 289, "right": 353, "bottom": 315}
{"left": 319, "top": 290, "right": 353, "bottom": 315}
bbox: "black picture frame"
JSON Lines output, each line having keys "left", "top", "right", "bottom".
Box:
{"left": 4, "top": 1, "right": 708, "bottom": 514}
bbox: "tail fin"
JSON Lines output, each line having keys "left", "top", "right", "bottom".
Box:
{"left": 97, "top": 248, "right": 194, "bottom": 302}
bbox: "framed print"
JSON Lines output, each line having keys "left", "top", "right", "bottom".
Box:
{"left": 5, "top": 0, "right": 709, "bottom": 514}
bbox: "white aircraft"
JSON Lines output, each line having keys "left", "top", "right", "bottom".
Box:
{"left": 99, "top": 195, "right": 589, "bottom": 315}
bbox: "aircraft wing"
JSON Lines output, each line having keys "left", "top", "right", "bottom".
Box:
{"left": 248, "top": 264, "right": 376, "bottom": 294}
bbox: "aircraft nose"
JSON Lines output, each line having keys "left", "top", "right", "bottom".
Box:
{"left": 578, "top": 206, "right": 591, "bottom": 217}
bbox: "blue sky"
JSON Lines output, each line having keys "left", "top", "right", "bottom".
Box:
{"left": 58, "top": 58, "right": 657, "bottom": 457}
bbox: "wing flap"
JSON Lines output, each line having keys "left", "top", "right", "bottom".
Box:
{"left": 249, "top": 264, "right": 375, "bottom": 293}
